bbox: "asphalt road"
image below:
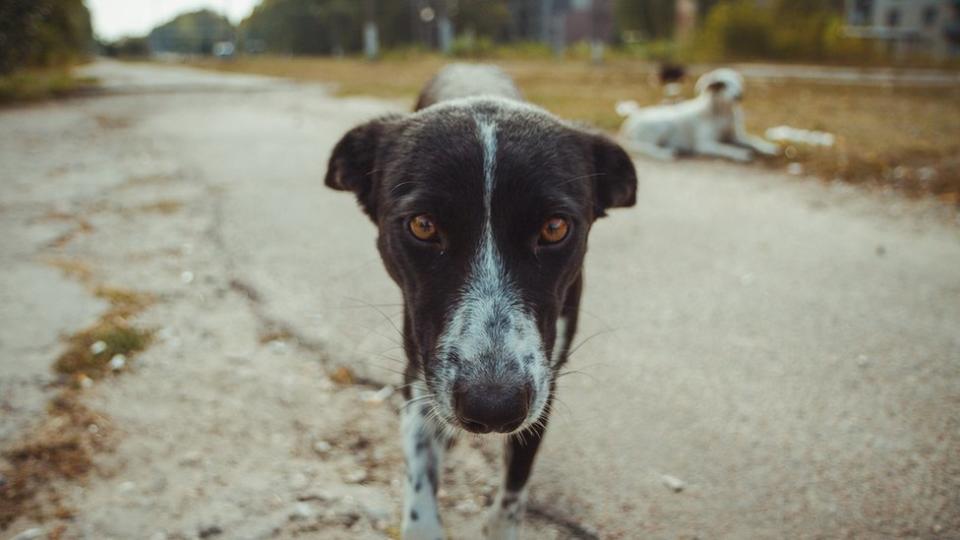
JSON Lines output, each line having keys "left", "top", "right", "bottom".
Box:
{"left": 2, "top": 60, "right": 958, "bottom": 539}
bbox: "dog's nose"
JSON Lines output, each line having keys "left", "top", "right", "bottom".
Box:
{"left": 453, "top": 381, "right": 531, "bottom": 434}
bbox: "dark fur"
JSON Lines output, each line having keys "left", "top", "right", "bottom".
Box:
{"left": 325, "top": 63, "right": 636, "bottom": 533}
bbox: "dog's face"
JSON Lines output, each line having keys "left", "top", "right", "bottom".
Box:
{"left": 695, "top": 68, "right": 745, "bottom": 103}
{"left": 325, "top": 98, "right": 636, "bottom": 435}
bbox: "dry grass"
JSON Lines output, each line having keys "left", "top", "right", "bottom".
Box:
{"left": 0, "top": 282, "right": 153, "bottom": 529}
{"left": 127, "top": 199, "right": 184, "bottom": 216}
{"left": 190, "top": 55, "right": 960, "bottom": 205}
{"left": 0, "top": 391, "right": 112, "bottom": 528}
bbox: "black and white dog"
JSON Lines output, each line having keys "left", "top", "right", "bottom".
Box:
{"left": 325, "top": 64, "right": 637, "bottom": 539}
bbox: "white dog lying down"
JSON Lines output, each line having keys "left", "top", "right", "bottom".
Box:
{"left": 617, "top": 68, "right": 779, "bottom": 162}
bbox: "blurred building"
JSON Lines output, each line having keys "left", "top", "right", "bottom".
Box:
{"left": 845, "top": 0, "right": 960, "bottom": 57}
{"left": 509, "top": 0, "right": 614, "bottom": 50}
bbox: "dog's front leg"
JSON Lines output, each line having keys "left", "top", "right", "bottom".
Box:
{"left": 483, "top": 416, "right": 549, "bottom": 540}
{"left": 402, "top": 397, "right": 448, "bottom": 540}
{"left": 733, "top": 109, "right": 779, "bottom": 156}
{"left": 736, "top": 132, "right": 780, "bottom": 156}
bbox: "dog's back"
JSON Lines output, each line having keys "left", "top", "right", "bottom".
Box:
{"left": 414, "top": 63, "right": 522, "bottom": 110}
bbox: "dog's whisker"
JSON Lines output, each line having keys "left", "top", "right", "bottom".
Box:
{"left": 354, "top": 323, "right": 404, "bottom": 347}
{"left": 565, "top": 328, "right": 619, "bottom": 360}
{"left": 344, "top": 296, "right": 405, "bottom": 339}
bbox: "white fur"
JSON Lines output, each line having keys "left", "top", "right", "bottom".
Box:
{"left": 617, "top": 68, "right": 780, "bottom": 162}
{"left": 483, "top": 487, "right": 527, "bottom": 540}
{"left": 402, "top": 386, "right": 447, "bottom": 540}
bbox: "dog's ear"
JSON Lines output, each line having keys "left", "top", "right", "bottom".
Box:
{"left": 586, "top": 133, "right": 638, "bottom": 218}
{"left": 696, "top": 74, "right": 726, "bottom": 96}
{"left": 324, "top": 114, "right": 403, "bottom": 221}
{"left": 707, "top": 81, "right": 727, "bottom": 92}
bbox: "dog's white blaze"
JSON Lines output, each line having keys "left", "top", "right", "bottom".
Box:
{"left": 434, "top": 117, "right": 549, "bottom": 429}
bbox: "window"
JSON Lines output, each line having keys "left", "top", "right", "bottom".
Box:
{"left": 886, "top": 8, "right": 901, "bottom": 27}
{"left": 923, "top": 6, "right": 939, "bottom": 27}
{"left": 853, "top": 0, "right": 874, "bottom": 25}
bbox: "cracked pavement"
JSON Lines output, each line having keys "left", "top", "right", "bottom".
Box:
{"left": 1, "top": 60, "right": 959, "bottom": 539}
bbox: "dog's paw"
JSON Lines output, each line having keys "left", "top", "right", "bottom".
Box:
{"left": 482, "top": 497, "right": 524, "bottom": 540}
{"left": 730, "top": 148, "right": 753, "bottom": 162}
{"left": 401, "top": 521, "right": 445, "bottom": 540}
{"left": 402, "top": 511, "right": 444, "bottom": 540}
{"left": 756, "top": 142, "right": 781, "bottom": 156}
{"left": 482, "top": 515, "right": 520, "bottom": 540}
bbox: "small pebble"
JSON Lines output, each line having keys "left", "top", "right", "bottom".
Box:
{"left": 312, "top": 440, "right": 332, "bottom": 455}
{"left": 179, "top": 451, "right": 203, "bottom": 467}
{"left": 109, "top": 354, "right": 126, "bottom": 371}
{"left": 290, "top": 502, "right": 313, "bottom": 520}
{"left": 90, "top": 341, "right": 107, "bottom": 355}
{"left": 345, "top": 469, "right": 368, "bottom": 484}
{"left": 268, "top": 340, "right": 289, "bottom": 355}
{"left": 180, "top": 270, "right": 194, "bottom": 284}
{"left": 661, "top": 474, "right": 685, "bottom": 493}
{"left": 786, "top": 162, "right": 804, "bottom": 176}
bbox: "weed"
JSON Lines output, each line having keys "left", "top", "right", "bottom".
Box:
{"left": 0, "top": 391, "right": 111, "bottom": 528}
{"left": 53, "top": 287, "right": 155, "bottom": 380}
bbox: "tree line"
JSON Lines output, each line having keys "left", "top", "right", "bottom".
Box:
{"left": 0, "top": 0, "right": 93, "bottom": 75}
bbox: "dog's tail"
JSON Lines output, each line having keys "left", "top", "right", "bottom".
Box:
{"left": 615, "top": 100, "right": 641, "bottom": 117}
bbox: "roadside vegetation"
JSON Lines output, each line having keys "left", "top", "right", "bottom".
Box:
{"left": 190, "top": 54, "right": 960, "bottom": 206}
{"left": 0, "top": 259, "right": 155, "bottom": 528}
{"left": 173, "top": 0, "right": 958, "bottom": 204}
{"left": 0, "top": 68, "right": 97, "bottom": 105}
{"left": 0, "top": 0, "right": 96, "bottom": 105}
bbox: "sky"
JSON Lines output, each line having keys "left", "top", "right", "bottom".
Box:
{"left": 86, "top": 0, "right": 260, "bottom": 40}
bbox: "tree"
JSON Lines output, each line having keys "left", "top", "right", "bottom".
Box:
{"left": 615, "top": 0, "right": 677, "bottom": 40}
{"left": 148, "top": 10, "right": 235, "bottom": 55}
{"left": 0, "top": 0, "right": 93, "bottom": 74}
{"left": 241, "top": 0, "right": 363, "bottom": 55}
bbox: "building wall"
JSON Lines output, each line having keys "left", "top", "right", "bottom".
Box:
{"left": 846, "top": 0, "right": 959, "bottom": 56}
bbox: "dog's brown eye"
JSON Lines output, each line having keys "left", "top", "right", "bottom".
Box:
{"left": 539, "top": 217, "right": 569, "bottom": 245}
{"left": 409, "top": 214, "right": 438, "bottom": 242}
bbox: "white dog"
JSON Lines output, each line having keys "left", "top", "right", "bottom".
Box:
{"left": 617, "top": 68, "right": 779, "bottom": 162}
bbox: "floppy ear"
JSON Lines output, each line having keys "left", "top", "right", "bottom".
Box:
{"left": 324, "top": 114, "right": 403, "bottom": 222}
{"left": 695, "top": 74, "right": 726, "bottom": 96}
{"left": 707, "top": 80, "right": 727, "bottom": 93}
{"left": 588, "top": 133, "right": 638, "bottom": 218}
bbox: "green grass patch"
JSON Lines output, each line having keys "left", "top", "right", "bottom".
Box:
{"left": 53, "top": 287, "right": 155, "bottom": 380}
{"left": 0, "top": 68, "right": 97, "bottom": 106}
